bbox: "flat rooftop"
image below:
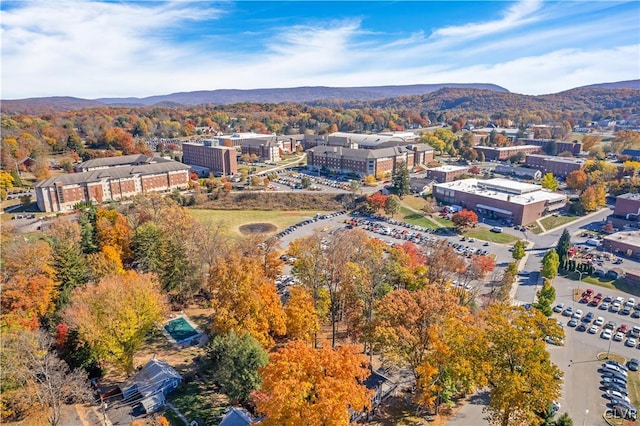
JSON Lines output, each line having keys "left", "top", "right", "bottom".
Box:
{"left": 618, "top": 193, "right": 640, "bottom": 201}
{"left": 604, "top": 231, "right": 640, "bottom": 248}
{"left": 526, "top": 154, "right": 585, "bottom": 164}
{"left": 429, "top": 165, "right": 469, "bottom": 172}
{"left": 434, "top": 178, "right": 566, "bottom": 205}
{"left": 475, "top": 145, "right": 540, "bottom": 151}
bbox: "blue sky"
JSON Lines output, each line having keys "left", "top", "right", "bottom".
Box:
{"left": 1, "top": 0, "right": 639, "bottom": 99}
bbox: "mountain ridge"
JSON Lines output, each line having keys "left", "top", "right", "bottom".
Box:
{"left": 2, "top": 80, "right": 638, "bottom": 115}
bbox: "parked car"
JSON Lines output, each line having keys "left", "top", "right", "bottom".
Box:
{"left": 588, "top": 325, "right": 599, "bottom": 334}
{"left": 553, "top": 303, "right": 565, "bottom": 313}
{"left": 583, "top": 312, "right": 594, "bottom": 323}
{"left": 600, "top": 302, "right": 610, "bottom": 311}
{"left": 595, "top": 317, "right": 605, "bottom": 326}
{"left": 601, "top": 329, "right": 613, "bottom": 340}
{"left": 627, "top": 358, "right": 639, "bottom": 371}
{"left": 562, "top": 307, "right": 574, "bottom": 317}
{"left": 568, "top": 318, "right": 579, "bottom": 327}
{"left": 606, "top": 390, "right": 631, "bottom": 404}
{"left": 604, "top": 361, "right": 629, "bottom": 373}
{"left": 614, "top": 332, "right": 625, "bottom": 341}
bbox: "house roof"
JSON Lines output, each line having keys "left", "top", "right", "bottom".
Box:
{"left": 364, "top": 370, "right": 393, "bottom": 390}
{"left": 119, "top": 359, "right": 182, "bottom": 398}
{"left": 36, "top": 160, "right": 190, "bottom": 188}
{"left": 219, "top": 407, "right": 256, "bottom": 426}
{"left": 434, "top": 178, "right": 566, "bottom": 205}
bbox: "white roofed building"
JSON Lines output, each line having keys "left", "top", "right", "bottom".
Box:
{"left": 433, "top": 178, "right": 566, "bottom": 225}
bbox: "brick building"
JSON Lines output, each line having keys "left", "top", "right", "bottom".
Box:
{"left": 306, "top": 144, "right": 433, "bottom": 177}
{"left": 426, "top": 165, "right": 470, "bottom": 183}
{"left": 433, "top": 178, "right": 566, "bottom": 225}
{"left": 473, "top": 145, "right": 541, "bottom": 161}
{"left": 182, "top": 142, "right": 238, "bottom": 176}
{"left": 603, "top": 231, "right": 640, "bottom": 260}
{"left": 524, "top": 154, "right": 585, "bottom": 178}
{"left": 518, "top": 139, "right": 582, "bottom": 156}
{"left": 493, "top": 164, "right": 542, "bottom": 180}
{"left": 36, "top": 157, "right": 190, "bottom": 212}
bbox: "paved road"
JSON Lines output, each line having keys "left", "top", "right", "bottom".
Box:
{"left": 515, "top": 208, "right": 614, "bottom": 305}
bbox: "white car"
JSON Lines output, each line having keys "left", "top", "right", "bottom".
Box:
{"left": 607, "top": 390, "right": 631, "bottom": 404}
{"left": 599, "top": 302, "right": 610, "bottom": 310}
{"left": 595, "top": 317, "right": 605, "bottom": 326}
{"left": 553, "top": 303, "right": 565, "bottom": 313}
{"left": 626, "top": 337, "right": 638, "bottom": 347}
{"left": 588, "top": 325, "right": 599, "bottom": 334}
{"left": 572, "top": 309, "right": 584, "bottom": 320}
{"left": 603, "top": 365, "right": 627, "bottom": 378}
{"left": 614, "top": 332, "right": 625, "bottom": 341}
{"left": 602, "top": 330, "right": 613, "bottom": 340}
{"left": 611, "top": 303, "right": 621, "bottom": 313}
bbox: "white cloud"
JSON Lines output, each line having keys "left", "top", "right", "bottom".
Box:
{"left": 432, "top": 0, "right": 542, "bottom": 39}
{"left": 1, "top": 0, "right": 638, "bottom": 99}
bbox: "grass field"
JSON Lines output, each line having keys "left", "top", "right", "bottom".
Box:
{"left": 463, "top": 228, "right": 520, "bottom": 244}
{"left": 539, "top": 214, "right": 578, "bottom": 231}
{"left": 400, "top": 195, "right": 428, "bottom": 211}
{"left": 398, "top": 207, "right": 439, "bottom": 229}
{"left": 188, "top": 209, "right": 326, "bottom": 236}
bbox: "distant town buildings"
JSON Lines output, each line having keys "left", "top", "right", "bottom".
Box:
{"left": 36, "top": 155, "right": 190, "bottom": 212}
{"left": 433, "top": 178, "right": 566, "bottom": 225}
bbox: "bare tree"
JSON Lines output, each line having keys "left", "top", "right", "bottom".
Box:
{"left": 2, "top": 330, "right": 93, "bottom": 426}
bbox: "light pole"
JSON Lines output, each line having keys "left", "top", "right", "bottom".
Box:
{"left": 606, "top": 333, "right": 613, "bottom": 359}
{"left": 583, "top": 409, "right": 589, "bottom": 426}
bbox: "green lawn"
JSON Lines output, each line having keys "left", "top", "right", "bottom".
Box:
{"left": 463, "top": 228, "right": 520, "bottom": 244}
{"left": 400, "top": 195, "right": 427, "bottom": 212}
{"left": 527, "top": 222, "right": 544, "bottom": 235}
{"left": 168, "top": 380, "right": 228, "bottom": 426}
{"left": 563, "top": 272, "right": 640, "bottom": 297}
{"left": 397, "top": 207, "right": 439, "bottom": 229}
{"left": 188, "top": 209, "right": 327, "bottom": 236}
{"left": 539, "top": 214, "right": 578, "bottom": 231}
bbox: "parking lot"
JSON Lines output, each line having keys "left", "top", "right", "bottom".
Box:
{"left": 548, "top": 278, "right": 640, "bottom": 425}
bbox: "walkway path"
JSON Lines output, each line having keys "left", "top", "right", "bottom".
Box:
{"left": 166, "top": 402, "right": 189, "bottom": 425}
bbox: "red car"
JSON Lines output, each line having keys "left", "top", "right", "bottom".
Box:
{"left": 589, "top": 293, "right": 603, "bottom": 306}
{"left": 582, "top": 288, "right": 594, "bottom": 297}
{"left": 617, "top": 324, "right": 628, "bottom": 334}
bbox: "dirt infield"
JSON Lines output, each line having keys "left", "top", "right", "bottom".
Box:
{"left": 238, "top": 223, "right": 278, "bottom": 234}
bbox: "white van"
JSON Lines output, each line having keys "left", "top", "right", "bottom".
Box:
{"left": 491, "top": 226, "right": 503, "bottom": 233}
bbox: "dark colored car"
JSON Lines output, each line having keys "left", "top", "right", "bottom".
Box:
{"left": 627, "top": 358, "right": 639, "bottom": 372}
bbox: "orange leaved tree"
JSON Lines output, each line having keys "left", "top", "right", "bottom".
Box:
{"left": 254, "top": 340, "right": 373, "bottom": 425}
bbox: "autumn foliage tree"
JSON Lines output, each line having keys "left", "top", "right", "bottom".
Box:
{"left": 565, "top": 169, "right": 587, "bottom": 191}
{"left": 254, "top": 340, "right": 373, "bottom": 425}
{"left": 284, "top": 286, "right": 320, "bottom": 344}
{"left": 64, "top": 271, "right": 167, "bottom": 374}
{"left": 373, "top": 287, "right": 467, "bottom": 382}
{"left": 1, "top": 240, "right": 57, "bottom": 330}
{"left": 451, "top": 209, "right": 478, "bottom": 230}
{"left": 208, "top": 251, "right": 286, "bottom": 349}
{"left": 477, "top": 304, "right": 563, "bottom": 426}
